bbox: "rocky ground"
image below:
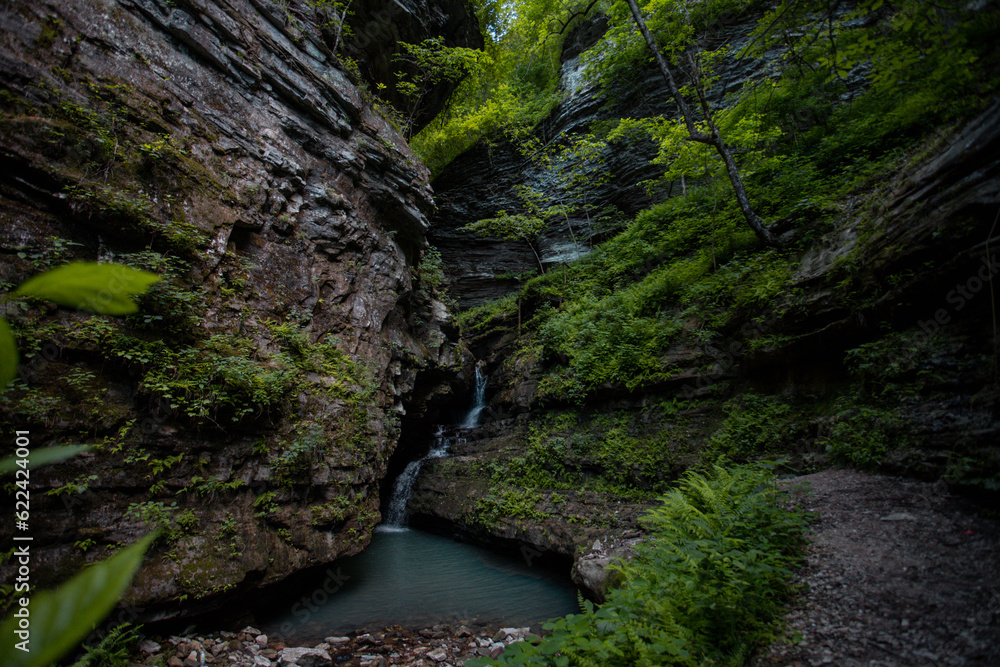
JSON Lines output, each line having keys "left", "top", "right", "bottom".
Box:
{"left": 756, "top": 469, "right": 1000, "bottom": 667}
{"left": 133, "top": 623, "right": 531, "bottom": 667}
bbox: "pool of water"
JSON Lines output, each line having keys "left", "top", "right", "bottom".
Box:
{"left": 258, "top": 528, "right": 580, "bottom": 644}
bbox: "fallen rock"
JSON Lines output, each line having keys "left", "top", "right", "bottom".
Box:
{"left": 493, "top": 627, "right": 530, "bottom": 644}
{"left": 139, "top": 639, "right": 162, "bottom": 654}
{"left": 277, "top": 646, "right": 331, "bottom": 666}
{"left": 426, "top": 647, "right": 449, "bottom": 662}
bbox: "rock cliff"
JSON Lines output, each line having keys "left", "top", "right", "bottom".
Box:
{"left": 0, "top": 0, "right": 473, "bottom": 619}
{"left": 413, "top": 2, "right": 1000, "bottom": 598}
{"left": 429, "top": 14, "right": 801, "bottom": 309}
{"left": 342, "top": 0, "right": 484, "bottom": 136}
{"left": 412, "top": 100, "right": 1000, "bottom": 598}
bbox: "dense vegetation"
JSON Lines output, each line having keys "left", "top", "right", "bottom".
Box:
{"left": 1, "top": 0, "right": 997, "bottom": 662}
{"left": 433, "top": 0, "right": 997, "bottom": 661}
{"left": 470, "top": 466, "right": 809, "bottom": 666}
{"left": 449, "top": 0, "right": 997, "bottom": 454}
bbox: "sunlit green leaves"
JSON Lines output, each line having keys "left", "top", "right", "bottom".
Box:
{"left": 14, "top": 262, "right": 159, "bottom": 315}
{"left": 0, "top": 445, "right": 91, "bottom": 475}
{"left": 0, "top": 532, "right": 158, "bottom": 667}
{"left": 0, "top": 317, "right": 17, "bottom": 390}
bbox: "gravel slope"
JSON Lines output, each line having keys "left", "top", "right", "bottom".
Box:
{"left": 756, "top": 469, "right": 1000, "bottom": 667}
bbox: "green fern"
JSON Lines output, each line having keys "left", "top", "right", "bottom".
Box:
{"left": 70, "top": 623, "right": 141, "bottom": 667}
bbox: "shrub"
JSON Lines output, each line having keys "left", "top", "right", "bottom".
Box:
{"left": 471, "top": 465, "right": 808, "bottom": 666}
{"left": 708, "top": 394, "right": 795, "bottom": 461}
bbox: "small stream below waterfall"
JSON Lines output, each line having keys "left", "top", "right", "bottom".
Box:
{"left": 258, "top": 368, "right": 579, "bottom": 643}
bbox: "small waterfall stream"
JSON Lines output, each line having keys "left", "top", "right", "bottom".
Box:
{"left": 379, "top": 368, "right": 487, "bottom": 531}
{"left": 257, "top": 366, "right": 578, "bottom": 641}
{"left": 257, "top": 369, "right": 577, "bottom": 644}
{"left": 459, "top": 366, "right": 488, "bottom": 429}
{"left": 378, "top": 429, "right": 449, "bottom": 531}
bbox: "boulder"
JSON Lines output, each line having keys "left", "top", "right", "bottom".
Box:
{"left": 278, "top": 646, "right": 332, "bottom": 666}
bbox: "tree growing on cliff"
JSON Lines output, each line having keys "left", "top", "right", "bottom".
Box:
{"left": 463, "top": 198, "right": 551, "bottom": 274}
{"left": 308, "top": 0, "right": 353, "bottom": 54}
{"left": 573, "top": 0, "right": 780, "bottom": 246}
{"left": 625, "top": 0, "right": 779, "bottom": 247}
{"left": 393, "top": 37, "right": 486, "bottom": 138}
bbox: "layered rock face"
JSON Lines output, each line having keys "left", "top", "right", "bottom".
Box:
{"left": 411, "top": 100, "right": 1000, "bottom": 599}
{"left": 0, "top": 0, "right": 472, "bottom": 619}
{"left": 429, "top": 15, "right": 792, "bottom": 309}
{"left": 343, "top": 0, "right": 484, "bottom": 136}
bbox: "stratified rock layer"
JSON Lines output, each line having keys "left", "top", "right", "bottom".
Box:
{"left": 0, "top": 0, "right": 470, "bottom": 619}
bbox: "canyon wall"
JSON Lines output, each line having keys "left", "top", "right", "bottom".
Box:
{"left": 0, "top": 0, "right": 475, "bottom": 620}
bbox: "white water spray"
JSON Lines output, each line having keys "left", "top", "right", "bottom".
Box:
{"left": 379, "top": 427, "right": 449, "bottom": 532}
{"left": 379, "top": 369, "right": 488, "bottom": 531}
{"left": 459, "top": 367, "right": 488, "bottom": 429}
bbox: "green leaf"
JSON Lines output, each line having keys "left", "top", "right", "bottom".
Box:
{"left": 14, "top": 262, "right": 159, "bottom": 315}
{"left": 0, "top": 445, "right": 90, "bottom": 475}
{"left": 0, "top": 532, "right": 158, "bottom": 667}
{"left": 0, "top": 317, "right": 17, "bottom": 391}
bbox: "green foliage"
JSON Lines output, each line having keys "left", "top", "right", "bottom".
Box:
{"left": 273, "top": 421, "right": 329, "bottom": 479}
{"left": 392, "top": 37, "right": 486, "bottom": 136}
{"left": 456, "top": 293, "right": 520, "bottom": 334}
{"left": 708, "top": 394, "right": 795, "bottom": 461}
{"left": 253, "top": 491, "right": 279, "bottom": 517}
{"left": 471, "top": 465, "right": 807, "bottom": 666}
{"left": 14, "top": 262, "right": 158, "bottom": 316}
{"left": 0, "top": 317, "right": 18, "bottom": 394}
{"left": 125, "top": 501, "right": 197, "bottom": 543}
{"left": 139, "top": 339, "right": 298, "bottom": 423}
{"left": 819, "top": 399, "right": 904, "bottom": 470}
{"left": 482, "top": 409, "right": 693, "bottom": 502}
{"left": 473, "top": 487, "right": 550, "bottom": 526}
{"left": 416, "top": 246, "right": 447, "bottom": 291}
{"left": 464, "top": 208, "right": 550, "bottom": 271}
{"left": 538, "top": 290, "right": 682, "bottom": 392}
{"left": 457, "top": 0, "right": 993, "bottom": 408}
{"left": 0, "top": 445, "right": 90, "bottom": 477}
{"left": 410, "top": 0, "right": 568, "bottom": 174}
{"left": 1, "top": 262, "right": 159, "bottom": 391}
{"left": 0, "top": 533, "right": 157, "bottom": 667}
{"left": 70, "top": 623, "right": 141, "bottom": 667}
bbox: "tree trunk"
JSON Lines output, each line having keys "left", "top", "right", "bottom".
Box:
{"left": 524, "top": 237, "right": 546, "bottom": 274}
{"left": 623, "top": 0, "right": 778, "bottom": 247}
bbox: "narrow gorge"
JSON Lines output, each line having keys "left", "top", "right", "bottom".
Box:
{"left": 1, "top": 0, "right": 999, "bottom": 665}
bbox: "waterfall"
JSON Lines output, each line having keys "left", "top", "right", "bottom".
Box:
{"left": 378, "top": 369, "right": 488, "bottom": 531}
{"left": 459, "top": 367, "right": 488, "bottom": 429}
{"left": 379, "top": 428, "right": 450, "bottom": 532}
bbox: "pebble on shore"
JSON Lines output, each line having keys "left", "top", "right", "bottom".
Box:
{"left": 137, "top": 623, "right": 534, "bottom": 667}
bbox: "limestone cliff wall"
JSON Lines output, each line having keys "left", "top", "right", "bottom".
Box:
{"left": 0, "top": 0, "right": 472, "bottom": 619}
{"left": 429, "top": 14, "right": 792, "bottom": 309}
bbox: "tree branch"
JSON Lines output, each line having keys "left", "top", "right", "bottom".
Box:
{"left": 546, "top": 0, "right": 601, "bottom": 41}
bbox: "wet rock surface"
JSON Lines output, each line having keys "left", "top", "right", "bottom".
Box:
{"left": 407, "top": 419, "right": 654, "bottom": 599}
{"left": 0, "top": 0, "right": 462, "bottom": 619}
{"left": 429, "top": 14, "right": 821, "bottom": 309}
{"left": 757, "top": 469, "right": 1000, "bottom": 667}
